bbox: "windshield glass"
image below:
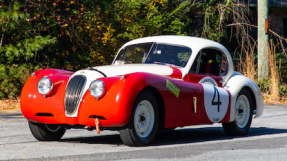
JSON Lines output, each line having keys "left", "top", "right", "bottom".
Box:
{"left": 114, "top": 43, "right": 192, "bottom": 67}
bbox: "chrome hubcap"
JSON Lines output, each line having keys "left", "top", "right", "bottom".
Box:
{"left": 235, "top": 95, "right": 250, "bottom": 128}
{"left": 134, "top": 100, "right": 155, "bottom": 138}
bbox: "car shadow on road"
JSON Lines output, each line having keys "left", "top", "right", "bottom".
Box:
{"left": 153, "top": 126, "right": 287, "bottom": 146}
{"left": 60, "top": 134, "right": 123, "bottom": 145}
{"left": 59, "top": 126, "right": 287, "bottom": 146}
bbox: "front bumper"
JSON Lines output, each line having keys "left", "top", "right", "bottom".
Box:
{"left": 20, "top": 76, "right": 133, "bottom": 128}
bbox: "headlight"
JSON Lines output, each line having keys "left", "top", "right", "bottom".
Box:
{"left": 89, "top": 80, "right": 105, "bottom": 99}
{"left": 37, "top": 77, "right": 53, "bottom": 95}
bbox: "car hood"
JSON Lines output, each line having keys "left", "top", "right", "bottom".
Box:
{"left": 72, "top": 64, "right": 180, "bottom": 79}
{"left": 99, "top": 64, "right": 174, "bottom": 76}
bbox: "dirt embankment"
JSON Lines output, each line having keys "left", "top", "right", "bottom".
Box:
{"left": 0, "top": 99, "right": 20, "bottom": 113}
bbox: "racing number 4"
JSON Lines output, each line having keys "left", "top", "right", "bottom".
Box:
{"left": 212, "top": 86, "right": 222, "bottom": 112}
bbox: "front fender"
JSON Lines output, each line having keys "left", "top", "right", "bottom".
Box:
{"left": 77, "top": 72, "right": 162, "bottom": 127}
{"left": 117, "top": 72, "right": 197, "bottom": 128}
{"left": 20, "top": 69, "right": 73, "bottom": 123}
{"left": 113, "top": 73, "right": 165, "bottom": 125}
{"left": 225, "top": 74, "right": 264, "bottom": 121}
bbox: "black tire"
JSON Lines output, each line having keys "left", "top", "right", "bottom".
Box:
{"left": 158, "top": 128, "right": 176, "bottom": 135}
{"left": 119, "top": 90, "right": 159, "bottom": 146}
{"left": 222, "top": 89, "right": 253, "bottom": 136}
{"left": 28, "top": 121, "right": 66, "bottom": 141}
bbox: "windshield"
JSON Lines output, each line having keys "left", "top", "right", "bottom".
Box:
{"left": 114, "top": 43, "right": 192, "bottom": 67}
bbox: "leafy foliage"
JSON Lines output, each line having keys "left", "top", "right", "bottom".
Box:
{"left": 0, "top": 0, "right": 236, "bottom": 99}
{"left": 0, "top": 2, "right": 55, "bottom": 98}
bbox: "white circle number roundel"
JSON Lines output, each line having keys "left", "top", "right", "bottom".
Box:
{"left": 202, "top": 84, "right": 229, "bottom": 123}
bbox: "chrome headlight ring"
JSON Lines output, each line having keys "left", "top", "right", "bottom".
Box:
{"left": 89, "top": 80, "right": 105, "bottom": 99}
{"left": 37, "top": 77, "right": 53, "bottom": 95}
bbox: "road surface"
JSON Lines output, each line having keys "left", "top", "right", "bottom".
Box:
{"left": 1, "top": 105, "right": 287, "bottom": 161}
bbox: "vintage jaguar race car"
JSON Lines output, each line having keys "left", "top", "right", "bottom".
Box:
{"left": 21, "top": 35, "right": 263, "bottom": 146}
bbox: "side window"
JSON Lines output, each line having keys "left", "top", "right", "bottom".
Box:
{"left": 190, "top": 49, "right": 228, "bottom": 76}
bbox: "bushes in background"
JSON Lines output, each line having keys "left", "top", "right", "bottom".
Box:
{"left": 0, "top": 3, "right": 56, "bottom": 98}
{"left": 0, "top": 0, "right": 287, "bottom": 101}
{"left": 1, "top": 0, "right": 228, "bottom": 99}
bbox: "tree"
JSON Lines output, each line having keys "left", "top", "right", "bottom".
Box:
{"left": 0, "top": 2, "right": 56, "bottom": 98}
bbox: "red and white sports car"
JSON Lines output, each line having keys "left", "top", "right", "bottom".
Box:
{"left": 21, "top": 36, "right": 263, "bottom": 146}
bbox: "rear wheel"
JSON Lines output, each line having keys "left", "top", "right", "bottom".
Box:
{"left": 28, "top": 121, "right": 66, "bottom": 141}
{"left": 120, "top": 91, "right": 159, "bottom": 146}
{"left": 222, "top": 89, "right": 253, "bottom": 136}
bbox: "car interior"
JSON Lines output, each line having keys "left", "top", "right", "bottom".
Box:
{"left": 190, "top": 49, "right": 228, "bottom": 76}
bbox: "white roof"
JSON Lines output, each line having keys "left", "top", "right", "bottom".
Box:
{"left": 117, "top": 35, "right": 234, "bottom": 81}
{"left": 122, "top": 35, "right": 228, "bottom": 53}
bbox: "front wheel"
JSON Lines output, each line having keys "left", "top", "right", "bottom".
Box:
{"left": 119, "top": 91, "right": 159, "bottom": 146}
{"left": 28, "top": 121, "right": 66, "bottom": 141}
{"left": 222, "top": 89, "right": 253, "bottom": 136}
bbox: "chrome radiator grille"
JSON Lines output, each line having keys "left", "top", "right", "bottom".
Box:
{"left": 64, "top": 75, "right": 87, "bottom": 115}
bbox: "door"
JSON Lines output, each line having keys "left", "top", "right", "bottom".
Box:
{"left": 184, "top": 48, "right": 230, "bottom": 123}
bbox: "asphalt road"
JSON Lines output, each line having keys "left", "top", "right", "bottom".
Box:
{"left": 1, "top": 105, "right": 287, "bottom": 161}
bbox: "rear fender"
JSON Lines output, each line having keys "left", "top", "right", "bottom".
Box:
{"left": 225, "top": 74, "right": 264, "bottom": 121}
